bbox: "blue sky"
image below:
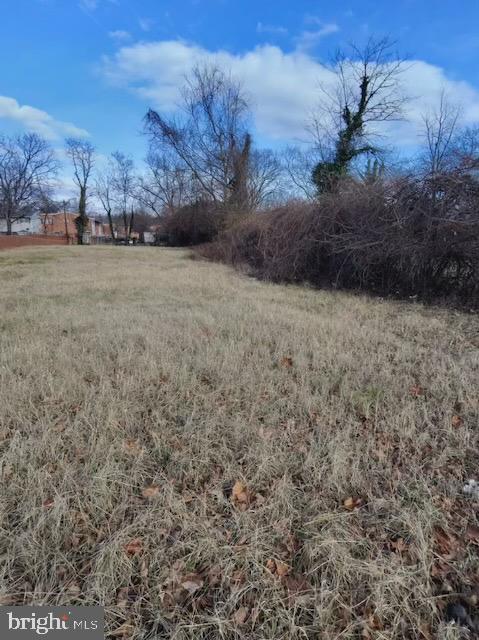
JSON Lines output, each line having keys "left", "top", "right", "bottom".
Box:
{"left": 1, "top": 0, "right": 479, "bottom": 179}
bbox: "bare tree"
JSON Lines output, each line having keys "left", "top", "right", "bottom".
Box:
{"left": 137, "top": 150, "right": 192, "bottom": 216}
{"left": 310, "top": 37, "right": 406, "bottom": 193}
{"left": 248, "top": 149, "right": 283, "bottom": 208}
{"left": 452, "top": 125, "right": 479, "bottom": 171}
{"left": 144, "top": 64, "right": 253, "bottom": 211}
{"left": 283, "top": 146, "right": 321, "bottom": 200}
{"left": 421, "top": 90, "right": 462, "bottom": 176}
{"left": 110, "top": 151, "right": 136, "bottom": 242}
{"left": 0, "top": 133, "right": 57, "bottom": 234}
{"left": 65, "top": 138, "right": 95, "bottom": 243}
{"left": 95, "top": 166, "right": 116, "bottom": 240}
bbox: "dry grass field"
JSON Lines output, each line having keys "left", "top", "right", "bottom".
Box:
{"left": 0, "top": 246, "right": 478, "bottom": 639}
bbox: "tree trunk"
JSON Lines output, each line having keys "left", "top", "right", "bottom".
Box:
{"left": 77, "top": 186, "right": 88, "bottom": 244}
{"left": 122, "top": 210, "right": 129, "bottom": 242}
{"left": 128, "top": 209, "right": 135, "bottom": 242}
{"left": 107, "top": 211, "right": 115, "bottom": 241}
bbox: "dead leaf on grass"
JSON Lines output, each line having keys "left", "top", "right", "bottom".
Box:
{"left": 65, "top": 581, "right": 81, "bottom": 596}
{"left": 124, "top": 538, "right": 143, "bottom": 557}
{"left": 283, "top": 573, "right": 310, "bottom": 602}
{"left": 410, "top": 384, "right": 425, "bottom": 397}
{"left": 232, "top": 606, "right": 249, "bottom": 625}
{"left": 116, "top": 587, "right": 130, "bottom": 609}
{"left": 465, "top": 525, "right": 479, "bottom": 544}
{"left": 280, "top": 356, "right": 293, "bottom": 368}
{"left": 180, "top": 573, "right": 204, "bottom": 595}
{"left": 343, "top": 496, "right": 363, "bottom": 510}
{"left": 451, "top": 414, "right": 463, "bottom": 428}
{"left": 231, "top": 480, "right": 255, "bottom": 510}
{"left": 434, "top": 527, "right": 461, "bottom": 560}
{"left": 207, "top": 565, "right": 222, "bottom": 588}
{"left": 141, "top": 484, "right": 160, "bottom": 499}
{"left": 419, "top": 622, "right": 433, "bottom": 640}
{"left": 109, "top": 620, "right": 135, "bottom": 638}
{"left": 390, "top": 537, "right": 408, "bottom": 554}
{"left": 122, "top": 439, "right": 142, "bottom": 455}
{"left": 265, "top": 558, "right": 290, "bottom": 577}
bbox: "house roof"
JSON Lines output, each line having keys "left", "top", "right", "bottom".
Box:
{"left": 42, "top": 211, "right": 103, "bottom": 223}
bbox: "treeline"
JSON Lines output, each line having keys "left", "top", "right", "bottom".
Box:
{"left": 144, "top": 39, "right": 479, "bottom": 308}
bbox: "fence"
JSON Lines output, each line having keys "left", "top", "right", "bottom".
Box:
{"left": 0, "top": 234, "right": 73, "bottom": 250}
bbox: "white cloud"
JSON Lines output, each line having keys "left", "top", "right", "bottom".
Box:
{"left": 0, "top": 96, "right": 89, "bottom": 140}
{"left": 108, "top": 30, "right": 131, "bottom": 41}
{"left": 256, "top": 22, "right": 288, "bottom": 36}
{"left": 100, "top": 39, "right": 479, "bottom": 147}
{"left": 295, "top": 22, "right": 339, "bottom": 52}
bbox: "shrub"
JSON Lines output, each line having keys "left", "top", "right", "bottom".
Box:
{"left": 200, "top": 175, "right": 479, "bottom": 308}
{"left": 163, "top": 200, "right": 224, "bottom": 246}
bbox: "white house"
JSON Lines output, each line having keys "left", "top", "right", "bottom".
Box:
{"left": 0, "top": 214, "right": 41, "bottom": 235}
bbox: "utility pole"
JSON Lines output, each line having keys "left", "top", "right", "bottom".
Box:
{"left": 62, "top": 200, "right": 70, "bottom": 244}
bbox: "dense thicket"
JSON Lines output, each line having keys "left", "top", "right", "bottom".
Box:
{"left": 199, "top": 173, "right": 479, "bottom": 308}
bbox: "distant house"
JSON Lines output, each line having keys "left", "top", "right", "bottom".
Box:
{"left": 141, "top": 231, "right": 155, "bottom": 244}
{"left": 114, "top": 229, "right": 140, "bottom": 244}
{"left": 0, "top": 214, "right": 41, "bottom": 235}
{"left": 40, "top": 212, "right": 111, "bottom": 242}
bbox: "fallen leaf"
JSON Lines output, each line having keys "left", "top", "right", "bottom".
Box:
{"left": 207, "top": 565, "right": 222, "bottom": 588}
{"left": 232, "top": 606, "right": 249, "bottom": 625}
{"left": 180, "top": 573, "right": 204, "bottom": 595}
{"left": 433, "top": 527, "right": 461, "bottom": 560}
{"left": 390, "top": 537, "right": 408, "bottom": 553}
{"left": 232, "top": 481, "right": 248, "bottom": 502}
{"left": 343, "top": 496, "right": 363, "bottom": 510}
{"left": 122, "top": 439, "right": 142, "bottom": 455}
{"left": 141, "top": 484, "right": 160, "bottom": 499}
{"left": 451, "top": 415, "right": 463, "bottom": 428}
{"left": 419, "top": 622, "right": 433, "bottom": 640}
{"left": 283, "top": 574, "right": 309, "bottom": 597}
{"left": 231, "top": 569, "right": 246, "bottom": 585}
{"left": 231, "top": 480, "right": 255, "bottom": 510}
{"left": 266, "top": 558, "right": 277, "bottom": 574}
{"left": 275, "top": 560, "right": 290, "bottom": 577}
{"left": 410, "top": 384, "right": 424, "bottom": 397}
{"left": 431, "top": 559, "right": 452, "bottom": 579}
{"left": 124, "top": 538, "right": 143, "bottom": 556}
{"left": 42, "top": 498, "right": 55, "bottom": 509}
{"left": 367, "top": 614, "right": 383, "bottom": 630}
{"left": 109, "top": 620, "right": 135, "bottom": 638}
{"left": 465, "top": 525, "right": 479, "bottom": 544}
{"left": 116, "top": 587, "right": 130, "bottom": 609}
{"left": 280, "top": 356, "right": 293, "bottom": 368}
{"left": 65, "top": 581, "right": 81, "bottom": 596}
{"left": 265, "top": 558, "right": 290, "bottom": 577}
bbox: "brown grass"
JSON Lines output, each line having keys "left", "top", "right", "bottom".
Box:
{"left": 0, "top": 246, "right": 478, "bottom": 639}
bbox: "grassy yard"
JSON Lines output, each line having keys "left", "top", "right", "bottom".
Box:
{"left": 0, "top": 246, "right": 478, "bottom": 639}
